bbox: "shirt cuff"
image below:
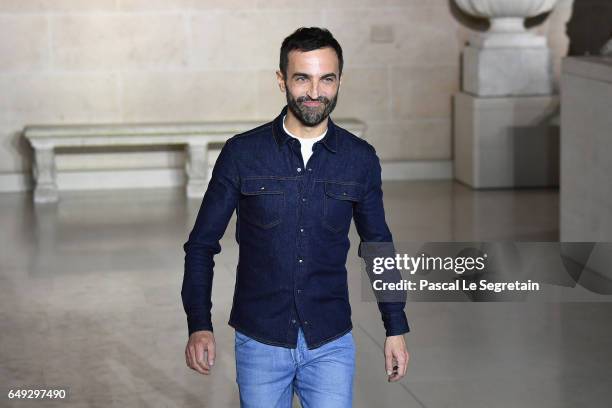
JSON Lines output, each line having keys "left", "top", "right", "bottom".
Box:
{"left": 187, "top": 314, "right": 213, "bottom": 336}
{"left": 381, "top": 311, "right": 410, "bottom": 337}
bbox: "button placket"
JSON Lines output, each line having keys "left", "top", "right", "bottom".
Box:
{"left": 293, "top": 144, "right": 320, "bottom": 336}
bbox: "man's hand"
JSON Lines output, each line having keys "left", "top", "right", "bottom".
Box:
{"left": 185, "top": 330, "right": 216, "bottom": 375}
{"left": 384, "top": 334, "right": 409, "bottom": 382}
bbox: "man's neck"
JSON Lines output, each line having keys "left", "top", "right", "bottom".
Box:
{"left": 284, "top": 109, "right": 328, "bottom": 139}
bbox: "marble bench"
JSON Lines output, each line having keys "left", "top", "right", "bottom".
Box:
{"left": 24, "top": 119, "right": 365, "bottom": 204}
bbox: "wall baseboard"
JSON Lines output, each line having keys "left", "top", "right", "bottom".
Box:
{"left": 0, "top": 172, "right": 32, "bottom": 192}
{"left": 0, "top": 169, "right": 185, "bottom": 193}
{"left": 0, "top": 160, "right": 453, "bottom": 193}
{"left": 381, "top": 160, "right": 453, "bottom": 180}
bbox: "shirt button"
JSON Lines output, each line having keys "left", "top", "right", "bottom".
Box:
{"left": 297, "top": 167, "right": 302, "bottom": 172}
{"left": 307, "top": 168, "right": 312, "bottom": 172}
{"left": 302, "top": 198, "right": 306, "bottom": 202}
{"left": 298, "top": 259, "right": 303, "bottom": 263}
{"left": 304, "top": 321, "right": 309, "bottom": 325}
{"left": 297, "top": 289, "right": 302, "bottom": 294}
{"left": 292, "top": 319, "right": 296, "bottom": 324}
{"left": 299, "top": 228, "right": 304, "bottom": 233}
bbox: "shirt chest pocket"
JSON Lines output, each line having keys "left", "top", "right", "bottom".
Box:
{"left": 322, "top": 181, "right": 363, "bottom": 233}
{"left": 239, "top": 178, "right": 285, "bottom": 229}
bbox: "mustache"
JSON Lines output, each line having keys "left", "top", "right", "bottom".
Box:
{"left": 296, "top": 96, "right": 330, "bottom": 104}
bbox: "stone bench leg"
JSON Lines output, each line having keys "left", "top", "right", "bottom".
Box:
{"left": 185, "top": 143, "right": 209, "bottom": 199}
{"left": 33, "top": 146, "right": 59, "bottom": 203}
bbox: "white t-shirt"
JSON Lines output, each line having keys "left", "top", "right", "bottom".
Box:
{"left": 283, "top": 115, "right": 327, "bottom": 167}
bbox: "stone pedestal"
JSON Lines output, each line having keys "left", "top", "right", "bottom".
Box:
{"left": 455, "top": 0, "right": 558, "bottom": 97}
{"left": 560, "top": 57, "right": 612, "bottom": 241}
{"left": 454, "top": 92, "right": 559, "bottom": 188}
{"left": 463, "top": 45, "right": 553, "bottom": 96}
{"left": 453, "top": 0, "right": 560, "bottom": 188}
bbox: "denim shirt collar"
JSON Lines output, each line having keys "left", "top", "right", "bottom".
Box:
{"left": 272, "top": 105, "right": 338, "bottom": 153}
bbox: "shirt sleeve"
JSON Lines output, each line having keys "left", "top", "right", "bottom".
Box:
{"left": 353, "top": 145, "right": 410, "bottom": 337}
{"left": 181, "top": 139, "right": 241, "bottom": 336}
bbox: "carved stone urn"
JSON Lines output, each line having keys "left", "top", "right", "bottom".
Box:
{"left": 455, "top": 0, "right": 559, "bottom": 96}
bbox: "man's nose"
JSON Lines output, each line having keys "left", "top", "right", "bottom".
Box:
{"left": 307, "top": 81, "right": 320, "bottom": 100}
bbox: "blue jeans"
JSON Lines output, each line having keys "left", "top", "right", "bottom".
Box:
{"left": 234, "top": 328, "right": 356, "bottom": 408}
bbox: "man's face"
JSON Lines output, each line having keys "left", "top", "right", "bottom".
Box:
{"left": 277, "top": 47, "right": 341, "bottom": 127}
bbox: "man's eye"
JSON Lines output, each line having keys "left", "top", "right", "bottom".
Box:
{"left": 296, "top": 77, "right": 306, "bottom": 82}
{"left": 324, "top": 77, "right": 335, "bottom": 83}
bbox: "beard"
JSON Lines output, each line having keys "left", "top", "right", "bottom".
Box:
{"left": 285, "top": 87, "right": 339, "bottom": 127}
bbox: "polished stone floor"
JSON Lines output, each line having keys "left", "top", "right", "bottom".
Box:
{"left": 1, "top": 181, "right": 611, "bottom": 407}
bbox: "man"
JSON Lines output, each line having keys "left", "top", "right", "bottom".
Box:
{"left": 182, "top": 27, "right": 410, "bottom": 408}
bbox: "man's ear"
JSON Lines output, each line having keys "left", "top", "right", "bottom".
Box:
{"left": 275, "top": 70, "right": 286, "bottom": 93}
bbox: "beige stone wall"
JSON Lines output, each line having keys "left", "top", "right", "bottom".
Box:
{"left": 0, "top": 0, "right": 573, "bottom": 177}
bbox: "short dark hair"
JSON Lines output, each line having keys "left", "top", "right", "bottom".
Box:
{"left": 279, "top": 27, "right": 343, "bottom": 79}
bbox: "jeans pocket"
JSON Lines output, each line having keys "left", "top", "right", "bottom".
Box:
{"left": 343, "top": 330, "right": 355, "bottom": 346}
{"left": 235, "top": 330, "right": 254, "bottom": 347}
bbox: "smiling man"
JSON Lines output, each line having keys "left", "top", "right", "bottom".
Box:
{"left": 182, "top": 27, "right": 410, "bottom": 408}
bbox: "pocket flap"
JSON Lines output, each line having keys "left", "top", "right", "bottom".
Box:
{"left": 324, "top": 182, "right": 363, "bottom": 201}
{"left": 241, "top": 178, "right": 284, "bottom": 195}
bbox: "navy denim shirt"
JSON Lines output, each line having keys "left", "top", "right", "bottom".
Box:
{"left": 182, "top": 105, "right": 410, "bottom": 349}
